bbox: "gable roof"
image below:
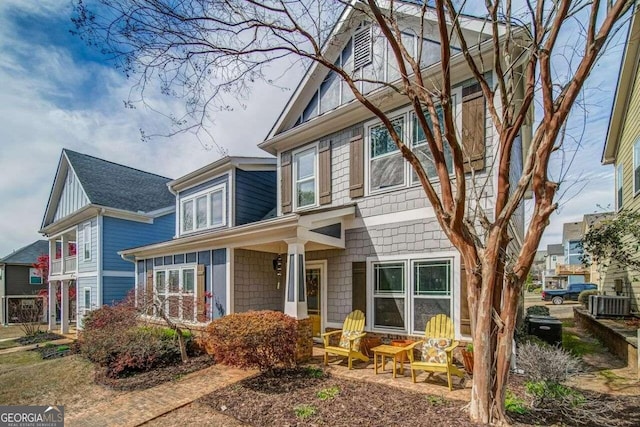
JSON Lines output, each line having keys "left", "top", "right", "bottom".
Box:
{"left": 261, "top": 0, "right": 501, "bottom": 148}
{"left": 0, "top": 240, "right": 48, "bottom": 265}
{"left": 602, "top": 4, "right": 639, "bottom": 164}
{"left": 64, "top": 149, "right": 174, "bottom": 212}
{"left": 41, "top": 149, "right": 175, "bottom": 229}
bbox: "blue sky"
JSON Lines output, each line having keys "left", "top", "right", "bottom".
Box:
{"left": 0, "top": 1, "right": 625, "bottom": 257}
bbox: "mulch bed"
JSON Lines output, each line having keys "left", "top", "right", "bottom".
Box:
{"left": 95, "top": 355, "right": 215, "bottom": 391}
{"left": 200, "top": 367, "right": 475, "bottom": 427}
{"left": 200, "top": 366, "right": 640, "bottom": 427}
{"left": 16, "top": 332, "right": 65, "bottom": 346}
{"left": 32, "top": 341, "right": 80, "bottom": 359}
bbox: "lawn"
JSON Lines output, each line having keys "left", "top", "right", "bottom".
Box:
{"left": 0, "top": 352, "right": 120, "bottom": 414}
{"left": 0, "top": 325, "right": 26, "bottom": 340}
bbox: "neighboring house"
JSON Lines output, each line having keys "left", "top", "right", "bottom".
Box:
{"left": 542, "top": 243, "right": 566, "bottom": 289}
{"left": 39, "top": 149, "right": 176, "bottom": 333}
{"left": 121, "top": 4, "right": 529, "bottom": 341}
{"left": 560, "top": 221, "right": 589, "bottom": 285}
{"left": 0, "top": 240, "right": 49, "bottom": 325}
{"left": 120, "top": 156, "right": 278, "bottom": 323}
{"left": 601, "top": 3, "right": 640, "bottom": 312}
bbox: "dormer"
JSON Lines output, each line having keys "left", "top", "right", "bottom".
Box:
{"left": 168, "top": 157, "right": 277, "bottom": 238}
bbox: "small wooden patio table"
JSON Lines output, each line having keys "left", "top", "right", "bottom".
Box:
{"left": 371, "top": 344, "right": 408, "bottom": 378}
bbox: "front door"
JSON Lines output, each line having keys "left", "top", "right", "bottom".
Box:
{"left": 306, "top": 262, "right": 325, "bottom": 338}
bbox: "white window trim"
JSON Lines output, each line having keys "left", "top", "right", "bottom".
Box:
{"left": 634, "top": 138, "right": 640, "bottom": 196}
{"left": 616, "top": 163, "right": 623, "bottom": 211}
{"left": 364, "top": 88, "right": 462, "bottom": 197}
{"left": 180, "top": 183, "right": 227, "bottom": 235}
{"left": 82, "top": 224, "right": 91, "bottom": 261}
{"left": 366, "top": 252, "right": 461, "bottom": 339}
{"left": 83, "top": 287, "right": 92, "bottom": 312}
{"left": 153, "top": 264, "right": 199, "bottom": 323}
{"left": 292, "top": 143, "right": 319, "bottom": 211}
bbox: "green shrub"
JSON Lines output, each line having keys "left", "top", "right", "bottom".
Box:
{"left": 317, "top": 386, "right": 340, "bottom": 401}
{"left": 205, "top": 310, "right": 297, "bottom": 371}
{"left": 526, "top": 305, "right": 550, "bottom": 317}
{"left": 526, "top": 381, "right": 585, "bottom": 406}
{"left": 505, "top": 390, "right": 528, "bottom": 414}
{"left": 294, "top": 404, "right": 317, "bottom": 419}
{"left": 578, "top": 289, "right": 599, "bottom": 307}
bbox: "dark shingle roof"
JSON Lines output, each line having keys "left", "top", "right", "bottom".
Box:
{"left": 0, "top": 240, "right": 49, "bottom": 265}
{"left": 64, "top": 149, "right": 174, "bottom": 213}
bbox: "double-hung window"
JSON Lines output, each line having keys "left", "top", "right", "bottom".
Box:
{"left": 411, "top": 107, "right": 453, "bottom": 183}
{"left": 372, "top": 262, "right": 406, "bottom": 329}
{"left": 368, "top": 101, "right": 456, "bottom": 194}
{"left": 369, "top": 117, "right": 406, "bottom": 192}
{"left": 634, "top": 139, "right": 640, "bottom": 196}
{"left": 370, "top": 256, "right": 454, "bottom": 335}
{"left": 154, "top": 266, "right": 197, "bottom": 322}
{"left": 616, "top": 163, "right": 623, "bottom": 210}
{"left": 181, "top": 184, "right": 226, "bottom": 234}
{"left": 294, "top": 147, "right": 317, "bottom": 209}
{"left": 82, "top": 224, "right": 91, "bottom": 261}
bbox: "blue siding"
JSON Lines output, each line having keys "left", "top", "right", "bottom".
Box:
{"left": 102, "top": 213, "right": 175, "bottom": 271}
{"left": 212, "top": 249, "right": 227, "bottom": 319}
{"left": 235, "top": 169, "right": 277, "bottom": 226}
{"left": 180, "top": 175, "right": 228, "bottom": 198}
{"left": 103, "top": 276, "right": 135, "bottom": 305}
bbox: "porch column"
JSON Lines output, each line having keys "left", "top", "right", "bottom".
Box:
{"left": 61, "top": 234, "right": 68, "bottom": 274}
{"left": 60, "top": 280, "right": 69, "bottom": 334}
{"left": 284, "top": 239, "right": 308, "bottom": 319}
{"left": 47, "top": 281, "right": 57, "bottom": 331}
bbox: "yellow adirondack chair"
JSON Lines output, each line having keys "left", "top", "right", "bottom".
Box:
{"left": 406, "top": 314, "right": 465, "bottom": 390}
{"left": 321, "top": 310, "right": 368, "bottom": 369}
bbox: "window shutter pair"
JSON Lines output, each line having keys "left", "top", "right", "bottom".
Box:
{"left": 280, "top": 142, "right": 332, "bottom": 214}
{"left": 461, "top": 84, "right": 486, "bottom": 172}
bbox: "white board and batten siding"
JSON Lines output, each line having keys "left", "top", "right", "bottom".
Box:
{"left": 77, "top": 218, "right": 98, "bottom": 273}
{"left": 53, "top": 169, "right": 89, "bottom": 222}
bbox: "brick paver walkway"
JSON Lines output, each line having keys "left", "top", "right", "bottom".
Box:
{"left": 66, "top": 365, "right": 256, "bottom": 427}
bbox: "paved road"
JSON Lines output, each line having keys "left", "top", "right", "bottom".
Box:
{"left": 524, "top": 293, "right": 578, "bottom": 319}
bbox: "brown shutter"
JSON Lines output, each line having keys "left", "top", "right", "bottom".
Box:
{"left": 460, "top": 262, "right": 471, "bottom": 337}
{"left": 281, "top": 151, "right": 292, "bottom": 214}
{"left": 352, "top": 262, "right": 366, "bottom": 314}
{"left": 349, "top": 132, "right": 365, "bottom": 198}
{"left": 462, "top": 84, "right": 485, "bottom": 172}
{"left": 318, "top": 139, "right": 332, "bottom": 205}
{"left": 145, "top": 270, "right": 154, "bottom": 316}
{"left": 197, "top": 264, "right": 206, "bottom": 322}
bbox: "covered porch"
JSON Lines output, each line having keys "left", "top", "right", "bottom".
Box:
{"left": 47, "top": 279, "right": 76, "bottom": 334}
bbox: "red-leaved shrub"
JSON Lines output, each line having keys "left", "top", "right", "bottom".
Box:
{"left": 80, "top": 299, "right": 194, "bottom": 378}
{"left": 205, "top": 310, "right": 297, "bottom": 371}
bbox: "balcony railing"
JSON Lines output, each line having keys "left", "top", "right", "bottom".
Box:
{"left": 50, "top": 256, "right": 77, "bottom": 276}
{"left": 555, "top": 264, "right": 588, "bottom": 275}
{"left": 64, "top": 256, "right": 77, "bottom": 273}
{"left": 51, "top": 259, "right": 62, "bottom": 275}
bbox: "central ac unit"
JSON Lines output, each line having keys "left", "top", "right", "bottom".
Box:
{"left": 589, "top": 295, "right": 631, "bottom": 317}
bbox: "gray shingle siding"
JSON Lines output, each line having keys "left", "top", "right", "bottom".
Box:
{"left": 234, "top": 249, "right": 284, "bottom": 312}
{"left": 307, "top": 217, "right": 455, "bottom": 324}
